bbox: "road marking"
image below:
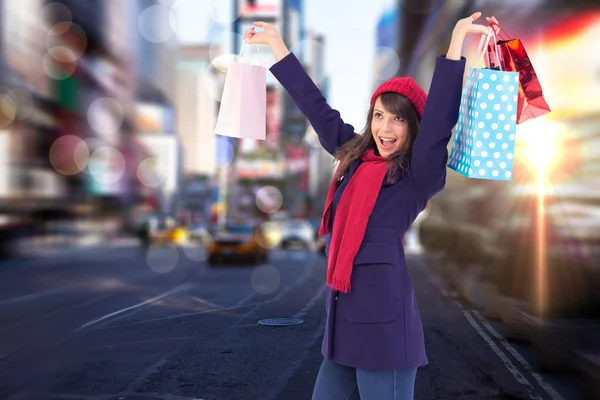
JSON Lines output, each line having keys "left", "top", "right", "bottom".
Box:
{"left": 34, "top": 392, "right": 202, "bottom": 400}
{"left": 0, "top": 287, "right": 72, "bottom": 305}
{"left": 463, "top": 311, "right": 543, "bottom": 400}
{"left": 102, "top": 302, "right": 259, "bottom": 329}
{"left": 471, "top": 310, "right": 566, "bottom": 400}
{"left": 75, "top": 283, "right": 193, "bottom": 331}
{"left": 227, "top": 258, "right": 317, "bottom": 330}
{"left": 236, "top": 290, "right": 259, "bottom": 307}
{"left": 293, "top": 284, "right": 326, "bottom": 319}
{"left": 97, "top": 287, "right": 264, "bottom": 330}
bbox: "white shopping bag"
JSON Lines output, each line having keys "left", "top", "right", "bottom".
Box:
{"left": 214, "top": 43, "right": 266, "bottom": 140}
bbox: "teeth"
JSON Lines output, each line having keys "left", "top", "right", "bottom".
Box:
{"left": 380, "top": 138, "right": 396, "bottom": 142}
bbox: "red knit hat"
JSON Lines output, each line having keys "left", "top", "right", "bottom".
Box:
{"left": 370, "top": 77, "right": 427, "bottom": 120}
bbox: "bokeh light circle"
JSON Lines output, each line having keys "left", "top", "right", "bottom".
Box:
{"left": 87, "top": 97, "right": 124, "bottom": 137}
{"left": 304, "top": 125, "right": 321, "bottom": 149}
{"left": 7, "top": 89, "right": 34, "bottom": 121}
{"left": 46, "top": 22, "right": 87, "bottom": 58}
{"left": 138, "top": 5, "right": 176, "bottom": 43}
{"left": 40, "top": 2, "right": 73, "bottom": 32}
{"left": 49, "top": 135, "right": 88, "bottom": 175}
{"left": 88, "top": 146, "right": 127, "bottom": 185}
{"left": 256, "top": 186, "right": 283, "bottom": 214}
{"left": 251, "top": 264, "right": 281, "bottom": 295}
{"left": 73, "top": 140, "right": 91, "bottom": 171}
{"left": 0, "top": 94, "right": 17, "bottom": 129}
{"left": 215, "top": 135, "right": 235, "bottom": 167}
{"left": 256, "top": 222, "right": 283, "bottom": 250}
{"left": 202, "top": 62, "right": 227, "bottom": 103}
{"left": 43, "top": 47, "right": 77, "bottom": 79}
{"left": 181, "top": 238, "right": 211, "bottom": 262}
{"left": 137, "top": 157, "right": 166, "bottom": 188}
{"left": 290, "top": 39, "right": 329, "bottom": 85}
{"left": 146, "top": 243, "right": 179, "bottom": 273}
{"left": 374, "top": 46, "right": 401, "bottom": 81}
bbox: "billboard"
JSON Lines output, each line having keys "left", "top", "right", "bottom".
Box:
{"left": 135, "top": 134, "right": 179, "bottom": 195}
{"left": 238, "top": 0, "right": 281, "bottom": 20}
{"left": 135, "top": 102, "right": 176, "bottom": 134}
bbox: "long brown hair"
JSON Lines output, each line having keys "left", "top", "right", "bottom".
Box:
{"left": 334, "top": 92, "right": 420, "bottom": 183}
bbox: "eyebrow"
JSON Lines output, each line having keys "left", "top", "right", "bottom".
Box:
{"left": 375, "top": 109, "right": 400, "bottom": 116}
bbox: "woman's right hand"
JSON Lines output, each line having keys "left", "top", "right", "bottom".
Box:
{"left": 243, "top": 21, "right": 282, "bottom": 47}
{"left": 243, "top": 21, "right": 290, "bottom": 62}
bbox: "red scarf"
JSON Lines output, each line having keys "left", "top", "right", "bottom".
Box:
{"left": 318, "top": 149, "right": 388, "bottom": 293}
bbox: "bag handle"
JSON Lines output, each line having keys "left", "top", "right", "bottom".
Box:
{"left": 239, "top": 40, "right": 264, "bottom": 67}
{"left": 488, "top": 22, "right": 510, "bottom": 40}
{"left": 473, "top": 26, "right": 503, "bottom": 71}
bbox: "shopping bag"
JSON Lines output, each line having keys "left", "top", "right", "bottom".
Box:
{"left": 487, "top": 22, "right": 551, "bottom": 124}
{"left": 214, "top": 43, "right": 266, "bottom": 140}
{"left": 448, "top": 28, "right": 520, "bottom": 181}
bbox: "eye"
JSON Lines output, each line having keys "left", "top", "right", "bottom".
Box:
{"left": 374, "top": 112, "right": 382, "bottom": 119}
{"left": 395, "top": 116, "right": 405, "bottom": 122}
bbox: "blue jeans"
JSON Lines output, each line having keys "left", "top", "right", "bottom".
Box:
{"left": 311, "top": 358, "right": 417, "bottom": 400}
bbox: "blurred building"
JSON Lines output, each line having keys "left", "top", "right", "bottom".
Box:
{"left": 0, "top": 0, "right": 181, "bottom": 249}
{"left": 231, "top": 0, "right": 288, "bottom": 220}
{"left": 304, "top": 30, "right": 334, "bottom": 219}
{"left": 177, "top": 45, "right": 218, "bottom": 178}
{"left": 132, "top": 0, "right": 181, "bottom": 218}
{"left": 374, "top": 3, "right": 400, "bottom": 89}
{"left": 176, "top": 44, "right": 219, "bottom": 222}
{"left": 281, "top": 0, "right": 310, "bottom": 218}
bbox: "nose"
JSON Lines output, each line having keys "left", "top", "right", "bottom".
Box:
{"left": 382, "top": 118, "right": 393, "bottom": 132}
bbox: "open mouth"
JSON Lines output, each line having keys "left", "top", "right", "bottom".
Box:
{"left": 379, "top": 137, "right": 397, "bottom": 149}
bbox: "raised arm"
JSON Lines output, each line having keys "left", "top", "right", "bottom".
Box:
{"left": 244, "top": 22, "right": 357, "bottom": 156}
{"left": 411, "top": 12, "right": 498, "bottom": 199}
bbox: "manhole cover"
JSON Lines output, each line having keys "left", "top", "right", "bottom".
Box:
{"left": 257, "top": 317, "right": 304, "bottom": 326}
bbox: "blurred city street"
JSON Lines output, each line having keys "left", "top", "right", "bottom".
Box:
{"left": 0, "top": 246, "right": 576, "bottom": 399}
{"left": 0, "top": 0, "right": 599, "bottom": 398}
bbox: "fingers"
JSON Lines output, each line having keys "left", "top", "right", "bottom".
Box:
{"left": 485, "top": 16, "right": 499, "bottom": 25}
{"left": 470, "top": 11, "right": 482, "bottom": 20}
{"left": 485, "top": 16, "right": 501, "bottom": 34}
{"left": 479, "top": 26, "right": 493, "bottom": 36}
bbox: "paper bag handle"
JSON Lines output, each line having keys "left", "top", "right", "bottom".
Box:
{"left": 239, "top": 40, "right": 264, "bottom": 67}
{"left": 473, "top": 27, "right": 503, "bottom": 71}
{"left": 488, "top": 22, "right": 510, "bottom": 40}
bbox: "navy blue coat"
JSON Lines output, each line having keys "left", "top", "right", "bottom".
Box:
{"left": 270, "top": 53, "right": 466, "bottom": 370}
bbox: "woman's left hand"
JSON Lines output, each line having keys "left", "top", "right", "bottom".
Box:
{"left": 446, "top": 12, "right": 501, "bottom": 60}
{"left": 452, "top": 12, "right": 492, "bottom": 38}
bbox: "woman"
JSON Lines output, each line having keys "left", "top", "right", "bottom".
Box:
{"left": 245, "top": 13, "right": 498, "bottom": 400}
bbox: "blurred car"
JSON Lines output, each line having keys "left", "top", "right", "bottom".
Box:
{"left": 207, "top": 223, "right": 269, "bottom": 265}
{"left": 154, "top": 225, "right": 189, "bottom": 245}
{"left": 188, "top": 222, "right": 211, "bottom": 245}
{"left": 280, "top": 219, "right": 316, "bottom": 250}
{"left": 316, "top": 235, "right": 326, "bottom": 255}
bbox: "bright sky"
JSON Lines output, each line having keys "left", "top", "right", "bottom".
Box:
{"left": 173, "top": 0, "right": 393, "bottom": 130}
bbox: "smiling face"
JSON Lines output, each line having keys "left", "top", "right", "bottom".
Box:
{"left": 370, "top": 96, "right": 410, "bottom": 159}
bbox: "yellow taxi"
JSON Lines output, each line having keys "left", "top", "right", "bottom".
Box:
{"left": 207, "top": 223, "right": 270, "bottom": 265}
{"left": 154, "top": 225, "right": 189, "bottom": 245}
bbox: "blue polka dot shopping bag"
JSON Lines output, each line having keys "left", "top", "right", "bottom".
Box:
{"left": 448, "top": 28, "right": 520, "bottom": 181}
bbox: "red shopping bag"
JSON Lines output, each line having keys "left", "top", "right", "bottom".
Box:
{"left": 487, "top": 23, "right": 551, "bottom": 124}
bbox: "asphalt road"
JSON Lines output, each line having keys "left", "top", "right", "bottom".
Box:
{"left": 0, "top": 244, "right": 572, "bottom": 399}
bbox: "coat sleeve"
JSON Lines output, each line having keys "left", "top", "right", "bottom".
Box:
{"left": 411, "top": 55, "right": 466, "bottom": 199}
{"left": 270, "top": 52, "right": 358, "bottom": 156}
